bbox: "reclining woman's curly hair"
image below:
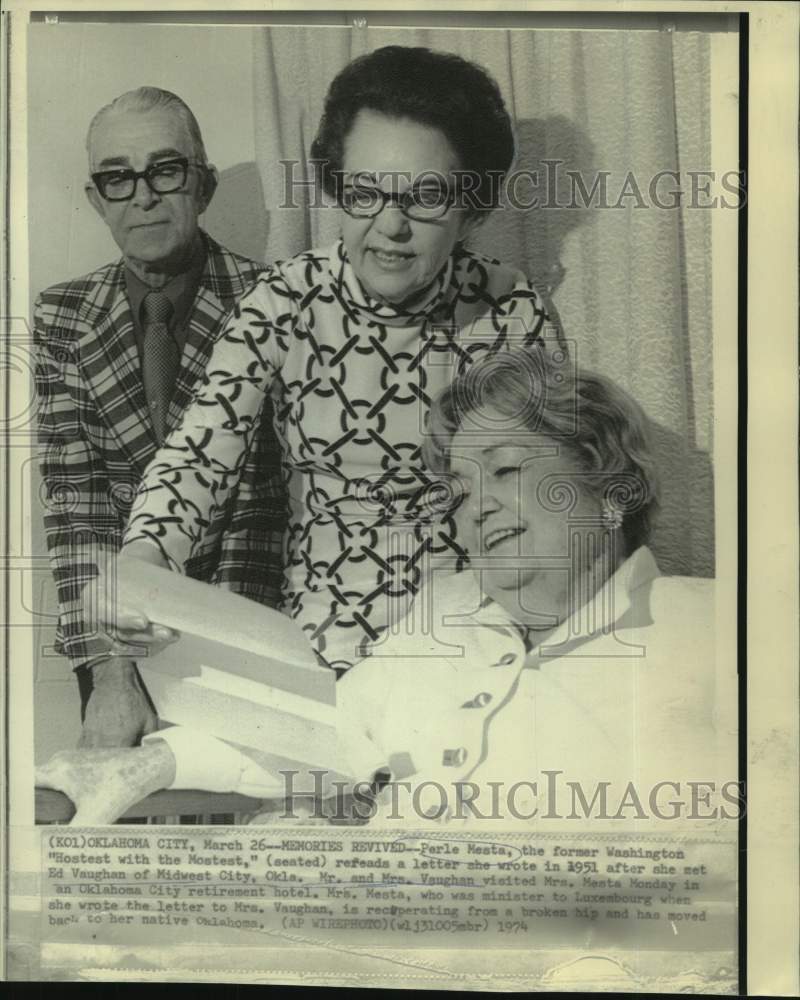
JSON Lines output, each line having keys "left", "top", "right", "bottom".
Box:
{"left": 424, "top": 347, "right": 660, "bottom": 555}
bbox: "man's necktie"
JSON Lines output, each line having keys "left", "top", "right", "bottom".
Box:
{"left": 141, "top": 291, "right": 178, "bottom": 445}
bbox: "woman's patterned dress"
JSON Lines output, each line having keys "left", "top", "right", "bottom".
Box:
{"left": 123, "top": 240, "right": 553, "bottom": 669}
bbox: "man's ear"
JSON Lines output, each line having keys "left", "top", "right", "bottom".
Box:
{"left": 198, "top": 164, "right": 219, "bottom": 213}
{"left": 85, "top": 183, "right": 108, "bottom": 221}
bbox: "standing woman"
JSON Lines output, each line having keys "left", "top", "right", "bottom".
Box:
{"left": 119, "top": 46, "right": 557, "bottom": 671}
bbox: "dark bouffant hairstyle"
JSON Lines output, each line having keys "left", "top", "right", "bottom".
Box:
{"left": 310, "top": 46, "right": 515, "bottom": 214}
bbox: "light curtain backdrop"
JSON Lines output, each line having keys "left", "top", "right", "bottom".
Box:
{"left": 250, "top": 26, "right": 715, "bottom": 577}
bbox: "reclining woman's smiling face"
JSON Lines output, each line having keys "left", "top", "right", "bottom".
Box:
{"left": 449, "top": 409, "right": 604, "bottom": 624}
{"left": 339, "top": 109, "right": 477, "bottom": 309}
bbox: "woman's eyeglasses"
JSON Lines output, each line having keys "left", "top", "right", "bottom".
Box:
{"left": 90, "top": 157, "right": 204, "bottom": 202}
{"left": 340, "top": 181, "right": 459, "bottom": 221}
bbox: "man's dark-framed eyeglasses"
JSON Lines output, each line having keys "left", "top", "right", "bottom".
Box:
{"left": 340, "top": 180, "right": 459, "bottom": 221}
{"left": 90, "top": 157, "right": 203, "bottom": 202}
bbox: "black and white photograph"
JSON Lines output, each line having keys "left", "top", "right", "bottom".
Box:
{"left": 2, "top": 1, "right": 798, "bottom": 993}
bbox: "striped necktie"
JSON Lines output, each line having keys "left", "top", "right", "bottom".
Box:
{"left": 142, "top": 290, "right": 178, "bottom": 445}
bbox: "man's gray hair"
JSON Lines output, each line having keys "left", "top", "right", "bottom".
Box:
{"left": 86, "top": 87, "right": 208, "bottom": 168}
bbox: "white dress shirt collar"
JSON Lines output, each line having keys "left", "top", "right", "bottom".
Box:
{"left": 469, "top": 546, "right": 661, "bottom": 665}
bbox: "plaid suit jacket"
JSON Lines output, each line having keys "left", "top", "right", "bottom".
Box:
{"left": 34, "top": 231, "right": 287, "bottom": 670}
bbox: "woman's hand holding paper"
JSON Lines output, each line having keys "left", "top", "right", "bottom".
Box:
{"left": 85, "top": 541, "right": 180, "bottom": 657}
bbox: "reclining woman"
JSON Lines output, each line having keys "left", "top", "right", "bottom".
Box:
{"left": 37, "top": 348, "right": 735, "bottom": 825}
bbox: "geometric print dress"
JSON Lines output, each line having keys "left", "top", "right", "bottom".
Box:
{"left": 123, "top": 239, "right": 553, "bottom": 670}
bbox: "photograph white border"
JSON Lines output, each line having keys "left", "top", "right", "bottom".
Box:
{"left": 2, "top": 1, "right": 797, "bottom": 993}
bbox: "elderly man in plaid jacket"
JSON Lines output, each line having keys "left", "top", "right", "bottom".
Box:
{"left": 34, "top": 87, "right": 286, "bottom": 748}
